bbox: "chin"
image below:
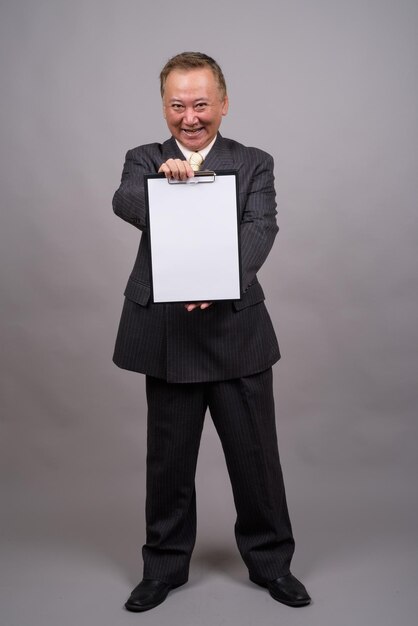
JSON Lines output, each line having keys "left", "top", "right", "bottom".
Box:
{"left": 179, "top": 131, "right": 211, "bottom": 151}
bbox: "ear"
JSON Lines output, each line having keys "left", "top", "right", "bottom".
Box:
{"left": 222, "top": 96, "right": 229, "bottom": 116}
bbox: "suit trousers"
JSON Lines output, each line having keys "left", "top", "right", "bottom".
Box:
{"left": 142, "top": 367, "right": 295, "bottom": 585}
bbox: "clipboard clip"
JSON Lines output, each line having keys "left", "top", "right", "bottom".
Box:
{"left": 168, "top": 171, "right": 216, "bottom": 185}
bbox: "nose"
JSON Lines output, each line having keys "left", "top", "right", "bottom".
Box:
{"left": 183, "top": 107, "right": 198, "bottom": 126}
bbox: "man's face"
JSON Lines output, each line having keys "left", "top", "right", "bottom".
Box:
{"left": 162, "top": 68, "right": 229, "bottom": 151}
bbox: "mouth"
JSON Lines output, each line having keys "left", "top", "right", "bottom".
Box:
{"left": 182, "top": 127, "right": 204, "bottom": 137}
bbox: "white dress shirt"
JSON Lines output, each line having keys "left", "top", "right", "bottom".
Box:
{"left": 175, "top": 136, "right": 217, "bottom": 165}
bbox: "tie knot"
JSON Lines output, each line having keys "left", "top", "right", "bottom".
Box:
{"left": 189, "top": 152, "right": 204, "bottom": 172}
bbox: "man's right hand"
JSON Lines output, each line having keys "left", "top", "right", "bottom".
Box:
{"left": 158, "top": 159, "right": 194, "bottom": 181}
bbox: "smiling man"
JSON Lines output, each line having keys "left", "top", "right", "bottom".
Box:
{"left": 162, "top": 65, "right": 228, "bottom": 151}
{"left": 112, "top": 52, "right": 310, "bottom": 612}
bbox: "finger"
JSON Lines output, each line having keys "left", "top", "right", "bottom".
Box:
{"left": 176, "top": 159, "right": 194, "bottom": 181}
{"left": 158, "top": 159, "right": 179, "bottom": 179}
{"left": 167, "top": 158, "right": 182, "bottom": 179}
{"left": 184, "top": 162, "right": 195, "bottom": 178}
{"left": 158, "top": 161, "right": 180, "bottom": 179}
{"left": 159, "top": 159, "right": 194, "bottom": 180}
{"left": 184, "top": 302, "right": 213, "bottom": 312}
{"left": 158, "top": 162, "right": 171, "bottom": 177}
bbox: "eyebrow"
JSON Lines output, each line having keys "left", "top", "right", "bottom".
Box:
{"left": 167, "top": 98, "right": 209, "bottom": 104}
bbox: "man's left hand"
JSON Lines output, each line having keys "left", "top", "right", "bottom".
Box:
{"left": 185, "top": 302, "right": 213, "bottom": 312}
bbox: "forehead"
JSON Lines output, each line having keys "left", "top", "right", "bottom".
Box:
{"left": 164, "top": 68, "right": 221, "bottom": 99}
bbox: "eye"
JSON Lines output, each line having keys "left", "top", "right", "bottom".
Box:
{"left": 194, "top": 102, "right": 208, "bottom": 111}
{"left": 171, "top": 103, "right": 185, "bottom": 112}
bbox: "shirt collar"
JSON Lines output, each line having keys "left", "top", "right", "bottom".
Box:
{"left": 175, "top": 136, "right": 217, "bottom": 163}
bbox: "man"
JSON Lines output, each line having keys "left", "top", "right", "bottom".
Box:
{"left": 112, "top": 52, "right": 310, "bottom": 612}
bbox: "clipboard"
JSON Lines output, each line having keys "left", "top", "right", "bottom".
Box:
{"left": 145, "top": 171, "right": 242, "bottom": 303}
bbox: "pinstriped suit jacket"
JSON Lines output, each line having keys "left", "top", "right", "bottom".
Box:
{"left": 112, "top": 133, "right": 281, "bottom": 382}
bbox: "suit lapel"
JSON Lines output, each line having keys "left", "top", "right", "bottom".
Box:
{"left": 162, "top": 137, "right": 185, "bottom": 161}
{"left": 203, "top": 134, "right": 242, "bottom": 172}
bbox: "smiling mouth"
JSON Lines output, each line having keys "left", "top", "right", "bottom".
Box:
{"left": 182, "top": 128, "right": 204, "bottom": 135}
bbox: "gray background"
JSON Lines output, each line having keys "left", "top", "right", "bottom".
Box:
{"left": 1, "top": 0, "right": 417, "bottom": 624}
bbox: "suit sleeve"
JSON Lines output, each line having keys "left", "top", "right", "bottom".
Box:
{"left": 239, "top": 153, "right": 279, "bottom": 292}
{"left": 112, "top": 147, "right": 157, "bottom": 231}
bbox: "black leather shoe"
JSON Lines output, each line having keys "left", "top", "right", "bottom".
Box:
{"left": 250, "top": 572, "right": 311, "bottom": 607}
{"left": 124, "top": 579, "right": 185, "bottom": 612}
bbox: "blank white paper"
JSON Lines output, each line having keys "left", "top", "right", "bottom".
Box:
{"left": 147, "top": 174, "right": 240, "bottom": 302}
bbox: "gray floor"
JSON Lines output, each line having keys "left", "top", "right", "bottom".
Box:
{"left": 2, "top": 546, "right": 416, "bottom": 626}
{"left": 2, "top": 416, "right": 417, "bottom": 626}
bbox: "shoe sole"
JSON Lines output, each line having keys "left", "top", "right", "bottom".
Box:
{"left": 125, "top": 597, "right": 167, "bottom": 612}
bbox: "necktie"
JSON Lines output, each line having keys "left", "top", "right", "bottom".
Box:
{"left": 189, "top": 152, "right": 204, "bottom": 172}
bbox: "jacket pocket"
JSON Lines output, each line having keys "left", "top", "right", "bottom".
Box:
{"left": 233, "top": 281, "right": 265, "bottom": 311}
{"left": 124, "top": 276, "right": 151, "bottom": 306}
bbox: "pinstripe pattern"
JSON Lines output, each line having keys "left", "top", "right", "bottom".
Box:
{"left": 143, "top": 369, "right": 295, "bottom": 585}
{"left": 112, "top": 133, "right": 281, "bottom": 383}
{"left": 113, "top": 134, "right": 296, "bottom": 584}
